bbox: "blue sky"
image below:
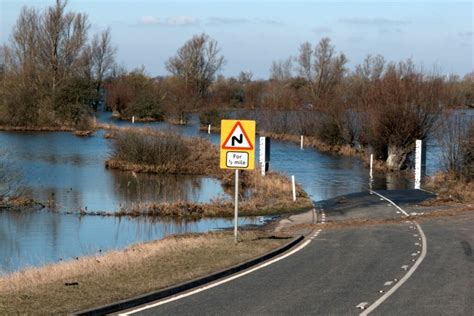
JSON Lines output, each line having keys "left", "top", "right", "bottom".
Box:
{"left": 1, "top": 0, "right": 472, "bottom": 79}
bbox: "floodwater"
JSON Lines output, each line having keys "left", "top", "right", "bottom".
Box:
{"left": 0, "top": 110, "right": 470, "bottom": 273}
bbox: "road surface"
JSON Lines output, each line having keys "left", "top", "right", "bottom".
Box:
{"left": 119, "top": 190, "right": 473, "bottom": 315}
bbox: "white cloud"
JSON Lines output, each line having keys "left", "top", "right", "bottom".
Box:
{"left": 340, "top": 17, "right": 410, "bottom": 26}
{"left": 138, "top": 15, "right": 198, "bottom": 26}
{"left": 313, "top": 26, "right": 332, "bottom": 34}
{"left": 207, "top": 17, "right": 250, "bottom": 25}
{"left": 166, "top": 16, "right": 199, "bottom": 26}
{"left": 140, "top": 16, "right": 159, "bottom": 25}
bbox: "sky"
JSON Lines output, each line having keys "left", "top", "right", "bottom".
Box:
{"left": 1, "top": 0, "right": 472, "bottom": 79}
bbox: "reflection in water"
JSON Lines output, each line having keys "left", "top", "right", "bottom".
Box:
{"left": 0, "top": 210, "right": 255, "bottom": 274}
{"left": 110, "top": 171, "right": 222, "bottom": 209}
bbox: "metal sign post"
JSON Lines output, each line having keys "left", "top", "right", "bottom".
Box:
{"left": 234, "top": 169, "right": 239, "bottom": 243}
{"left": 220, "top": 120, "right": 256, "bottom": 244}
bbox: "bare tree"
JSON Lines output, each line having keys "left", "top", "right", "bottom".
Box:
{"left": 2, "top": 0, "right": 116, "bottom": 126}
{"left": 166, "top": 33, "right": 225, "bottom": 98}
{"left": 84, "top": 28, "right": 117, "bottom": 109}
{"left": 36, "top": 0, "right": 89, "bottom": 107}
{"left": 297, "top": 37, "right": 347, "bottom": 104}
{"left": 363, "top": 60, "right": 443, "bottom": 170}
{"left": 238, "top": 70, "right": 253, "bottom": 83}
{"left": 438, "top": 112, "right": 474, "bottom": 180}
{"left": 270, "top": 57, "right": 294, "bottom": 81}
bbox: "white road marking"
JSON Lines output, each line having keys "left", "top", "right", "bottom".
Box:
{"left": 401, "top": 265, "right": 409, "bottom": 271}
{"left": 120, "top": 237, "right": 314, "bottom": 315}
{"left": 356, "top": 302, "right": 369, "bottom": 310}
{"left": 384, "top": 281, "right": 394, "bottom": 286}
{"left": 361, "top": 191, "right": 428, "bottom": 316}
{"left": 120, "top": 209, "right": 328, "bottom": 315}
{"left": 369, "top": 190, "right": 409, "bottom": 216}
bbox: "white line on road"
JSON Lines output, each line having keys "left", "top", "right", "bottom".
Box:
{"left": 369, "top": 190, "right": 409, "bottom": 216}
{"left": 120, "top": 209, "right": 327, "bottom": 315}
{"left": 120, "top": 238, "right": 313, "bottom": 315}
{"left": 360, "top": 191, "right": 428, "bottom": 316}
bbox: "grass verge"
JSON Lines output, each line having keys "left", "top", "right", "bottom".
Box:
{"left": 424, "top": 172, "right": 474, "bottom": 203}
{"left": 0, "top": 231, "right": 287, "bottom": 314}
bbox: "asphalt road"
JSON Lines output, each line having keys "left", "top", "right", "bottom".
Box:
{"left": 121, "top": 190, "right": 472, "bottom": 315}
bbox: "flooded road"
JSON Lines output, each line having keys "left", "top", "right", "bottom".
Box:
{"left": 0, "top": 111, "right": 465, "bottom": 273}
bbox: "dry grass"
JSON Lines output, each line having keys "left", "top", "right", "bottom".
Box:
{"left": 424, "top": 172, "right": 474, "bottom": 202}
{"left": 0, "top": 231, "right": 287, "bottom": 314}
{"left": 0, "top": 196, "right": 41, "bottom": 209}
{"left": 99, "top": 127, "right": 313, "bottom": 218}
{"left": 73, "top": 130, "right": 95, "bottom": 137}
{"left": 0, "top": 125, "right": 75, "bottom": 132}
{"left": 105, "top": 127, "right": 220, "bottom": 176}
{"left": 76, "top": 169, "right": 313, "bottom": 218}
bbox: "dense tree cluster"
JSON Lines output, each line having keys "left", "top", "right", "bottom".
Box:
{"left": 0, "top": 0, "right": 116, "bottom": 127}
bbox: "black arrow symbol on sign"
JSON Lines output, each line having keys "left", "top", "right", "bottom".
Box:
{"left": 231, "top": 134, "right": 243, "bottom": 146}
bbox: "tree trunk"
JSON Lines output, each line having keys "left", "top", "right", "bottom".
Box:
{"left": 386, "top": 145, "right": 408, "bottom": 170}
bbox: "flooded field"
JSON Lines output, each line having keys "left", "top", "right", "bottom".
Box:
{"left": 1, "top": 110, "right": 469, "bottom": 273}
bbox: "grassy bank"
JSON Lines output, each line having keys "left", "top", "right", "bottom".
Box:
{"left": 101, "top": 127, "right": 313, "bottom": 218}
{"left": 80, "top": 168, "right": 313, "bottom": 218}
{"left": 105, "top": 128, "right": 219, "bottom": 175}
{"left": 0, "top": 231, "right": 288, "bottom": 314}
{"left": 0, "top": 120, "right": 97, "bottom": 137}
{"left": 0, "top": 196, "right": 42, "bottom": 210}
{"left": 425, "top": 172, "right": 474, "bottom": 203}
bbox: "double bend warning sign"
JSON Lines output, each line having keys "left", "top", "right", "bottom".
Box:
{"left": 220, "top": 120, "right": 256, "bottom": 170}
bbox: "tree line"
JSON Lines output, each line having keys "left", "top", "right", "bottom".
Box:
{"left": 0, "top": 0, "right": 116, "bottom": 128}
{"left": 1, "top": 0, "right": 473, "bottom": 172}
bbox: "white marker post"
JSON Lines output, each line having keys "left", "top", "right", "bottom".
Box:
{"left": 370, "top": 154, "right": 373, "bottom": 178}
{"left": 369, "top": 154, "right": 374, "bottom": 191}
{"left": 132, "top": 116, "right": 135, "bottom": 124}
{"left": 291, "top": 175, "right": 296, "bottom": 201}
{"left": 208, "top": 124, "right": 211, "bottom": 134}
{"left": 300, "top": 135, "right": 304, "bottom": 149}
{"left": 234, "top": 169, "right": 239, "bottom": 243}
{"left": 415, "top": 140, "right": 422, "bottom": 189}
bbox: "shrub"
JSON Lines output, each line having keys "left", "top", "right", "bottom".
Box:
{"left": 107, "top": 128, "right": 220, "bottom": 175}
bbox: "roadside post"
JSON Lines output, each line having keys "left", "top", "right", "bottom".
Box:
{"left": 369, "top": 153, "right": 374, "bottom": 191}
{"left": 208, "top": 124, "right": 211, "bottom": 134}
{"left": 291, "top": 175, "right": 296, "bottom": 201}
{"left": 220, "top": 120, "right": 256, "bottom": 243}
{"left": 300, "top": 135, "right": 304, "bottom": 149}
{"left": 132, "top": 116, "right": 135, "bottom": 124}
{"left": 259, "top": 136, "right": 271, "bottom": 176}
{"left": 415, "top": 139, "right": 422, "bottom": 189}
{"left": 369, "top": 154, "right": 373, "bottom": 179}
